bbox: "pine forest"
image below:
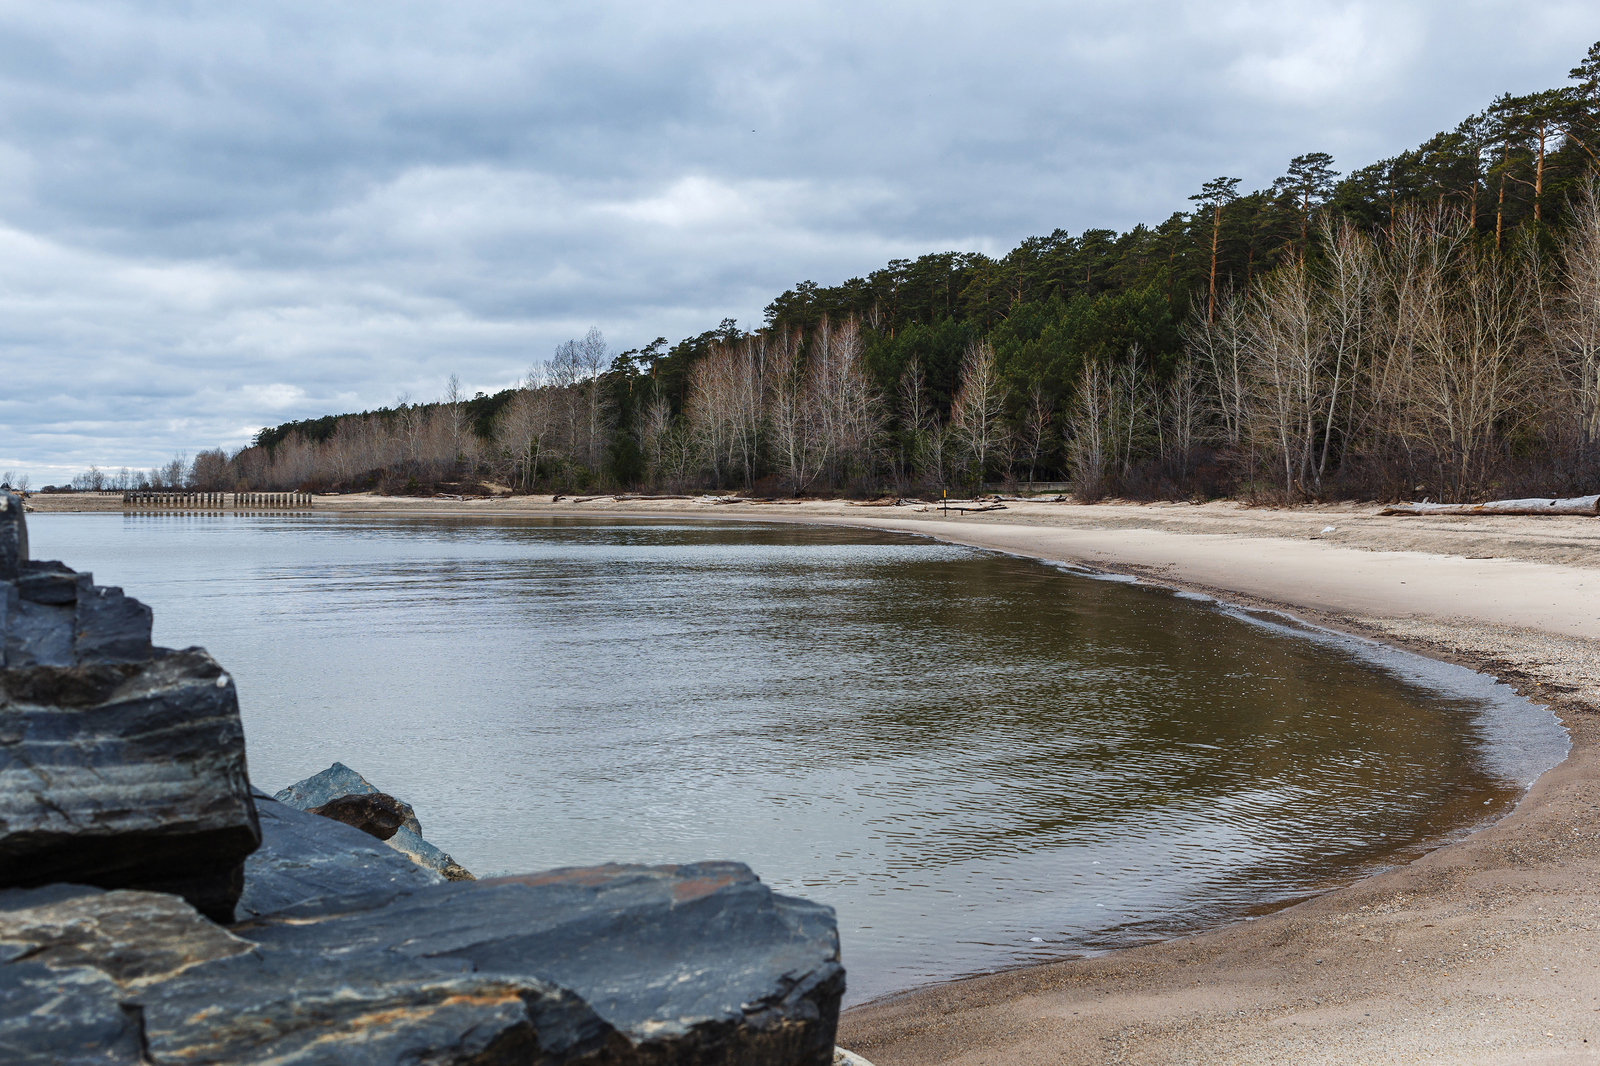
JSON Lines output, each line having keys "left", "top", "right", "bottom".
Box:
{"left": 87, "top": 42, "right": 1600, "bottom": 505}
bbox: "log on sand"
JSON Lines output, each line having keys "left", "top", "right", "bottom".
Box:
{"left": 909, "top": 501, "right": 1008, "bottom": 513}
{"left": 560, "top": 494, "right": 698, "bottom": 503}
{"left": 1380, "top": 494, "right": 1600, "bottom": 517}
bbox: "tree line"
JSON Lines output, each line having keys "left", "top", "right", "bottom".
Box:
{"left": 88, "top": 42, "right": 1600, "bottom": 503}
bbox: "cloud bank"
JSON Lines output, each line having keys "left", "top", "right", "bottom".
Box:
{"left": 0, "top": 0, "right": 1592, "bottom": 479}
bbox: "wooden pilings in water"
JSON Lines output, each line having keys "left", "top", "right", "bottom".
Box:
{"left": 121, "top": 491, "right": 314, "bottom": 510}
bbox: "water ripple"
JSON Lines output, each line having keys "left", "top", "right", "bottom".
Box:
{"left": 29, "top": 512, "right": 1567, "bottom": 1004}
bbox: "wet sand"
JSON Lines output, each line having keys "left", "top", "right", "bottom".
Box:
{"left": 36, "top": 493, "right": 1600, "bottom": 1062}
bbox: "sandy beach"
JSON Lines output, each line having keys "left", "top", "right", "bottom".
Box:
{"left": 34, "top": 492, "right": 1600, "bottom": 1062}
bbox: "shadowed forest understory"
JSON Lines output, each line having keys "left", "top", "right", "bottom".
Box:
{"left": 68, "top": 43, "right": 1600, "bottom": 504}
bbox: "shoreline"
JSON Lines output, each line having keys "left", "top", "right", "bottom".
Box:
{"left": 33, "top": 494, "right": 1600, "bottom": 1061}
{"left": 777, "top": 509, "right": 1600, "bottom": 1063}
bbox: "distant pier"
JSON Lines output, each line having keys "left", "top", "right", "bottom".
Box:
{"left": 122, "top": 491, "right": 313, "bottom": 510}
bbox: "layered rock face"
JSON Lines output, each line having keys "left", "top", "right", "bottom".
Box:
{"left": 2, "top": 849, "right": 843, "bottom": 1065}
{"left": 0, "top": 492, "right": 846, "bottom": 1064}
{"left": 0, "top": 493, "right": 261, "bottom": 922}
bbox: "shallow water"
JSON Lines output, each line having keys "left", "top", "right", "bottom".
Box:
{"left": 29, "top": 513, "right": 1567, "bottom": 1003}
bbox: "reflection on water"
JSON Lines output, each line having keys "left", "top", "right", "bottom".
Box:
{"left": 31, "top": 513, "right": 1567, "bottom": 1003}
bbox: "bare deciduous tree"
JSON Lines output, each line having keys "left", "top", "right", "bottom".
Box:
{"left": 767, "top": 330, "right": 816, "bottom": 494}
{"left": 1189, "top": 292, "right": 1249, "bottom": 448}
{"left": 1066, "top": 360, "right": 1113, "bottom": 499}
{"left": 1549, "top": 181, "right": 1600, "bottom": 476}
{"left": 494, "top": 366, "right": 556, "bottom": 490}
{"left": 190, "top": 449, "right": 231, "bottom": 490}
{"left": 1020, "top": 381, "right": 1056, "bottom": 485}
{"left": 949, "top": 339, "right": 1008, "bottom": 487}
{"left": 1407, "top": 216, "right": 1534, "bottom": 497}
{"left": 807, "top": 318, "right": 883, "bottom": 489}
{"left": 442, "top": 374, "right": 470, "bottom": 469}
{"left": 1244, "top": 257, "right": 1330, "bottom": 495}
{"left": 1160, "top": 357, "right": 1209, "bottom": 480}
{"left": 578, "top": 328, "right": 610, "bottom": 472}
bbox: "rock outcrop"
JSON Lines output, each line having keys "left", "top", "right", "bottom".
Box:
{"left": 0, "top": 490, "right": 845, "bottom": 1063}
{"left": 0, "top": 493, "right": 260, "bottom": 922}
{"left": 3, "top": 850, "right": 843, "bottom": 1065}
{"left": 277, "top": 761, "right": 476, "bottom": 881}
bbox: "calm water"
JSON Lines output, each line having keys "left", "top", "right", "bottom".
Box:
{"left": 29, "top": 513, "right": 1567, "bottom": 1003}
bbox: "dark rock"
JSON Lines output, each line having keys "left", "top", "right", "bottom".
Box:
{"left": 0, "top": 885, "right": 258, "bottom": 1066}
{"left": 235, "top": 789, "right": 441, "bottom": 921}
{"left": 0, "top": 648, "right": 261, "bottom": 923}
{"left": 0, "top": 584, "right": 14, "bottom": 667}
{"left": 0, "top": 492, "right": 24, "bottom": 581}
{"left": 277, "top": 761, "right": 476, "bottom": 880}
{"left": 74, "top": 583, "right": 153, "bottom": 664}
{"left": 6, "top": 560, "right": 154, "bottom": 667}
{"left": 0, "top": 502, "right": 152, "bottom": 670}
{"left": 407, "top": 862, "right": 844, "bottom": 1060}
{"left": 306, "top": 791, "right": 407, "bottom": 840}
{"left": 0, "top": 883, "right": 602, "bottom": 1066}
{"left": 15, "top": 561, "right": 82, "bottom": 605}
{"left": 275, "top": 760, "right": 422, "bottom": 834}
{"left": 2, "top": 855, "right": 843, "bottom": 1065}
{"left": 273, "top": 761, "right": 368, "bottom": 807}
{"left": 5, "top": 564, "right": 82, "bottom": 669}
{"left": 5, "top": 598, "right": 74, "bottom": 667}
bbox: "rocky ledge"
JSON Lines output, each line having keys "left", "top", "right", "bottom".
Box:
{"left": 0, "top": 491, "right": 844, "bottom": 1064}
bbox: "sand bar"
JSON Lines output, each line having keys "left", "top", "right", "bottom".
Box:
{"left": 34, "top": 493, "right": 1600, "bottom": 1062}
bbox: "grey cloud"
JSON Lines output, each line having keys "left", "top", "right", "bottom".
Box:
{"left": 0, "top": 0, "right": 1593, "bottom": 479}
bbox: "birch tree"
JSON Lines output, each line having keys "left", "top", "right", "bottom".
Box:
{"left": 1407, "top": 215, "right": 1534, "bottom": 497}
{"left": 767, "top": 330, "right": 817, "bottom": 494}
{"left": 1066, "top": 360, "right": 1113, "bottom": 499}
{"left": 494, "top": 366, "right": 556, "bottom": 490}
{"left": 1020, "top": 380, "right": 1056, "bottom": 484}
{"left": 1244, "top": 256, "right": 1329, "bottom": 494}
{"left": 1549, "top": 182, "right": 1600, "bottom": 473}
{"left": 949, "top": 339, "right": 1008, "bottom": 486}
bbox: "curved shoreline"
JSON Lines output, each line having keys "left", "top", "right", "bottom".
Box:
{"left": 34, "top": 496, "right": 1600, "bottom": 1061}
{"left": 765, "top": 513, "right": 1600, "bottom": 1063}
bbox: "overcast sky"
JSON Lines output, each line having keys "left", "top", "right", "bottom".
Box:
{"left": 0, "top": 1, "right": 1594, "bottom": 482}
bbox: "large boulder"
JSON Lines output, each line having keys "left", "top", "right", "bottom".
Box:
{"left": 0, "top": 884, "right": 256, "bottom": 1065}
{"left": 0, "top": 493, "right": 259, "bottom": 922}
{"left": 2, "top": 835, "right": 844, "bottom": 1065}
{"left": 3, "top": 558, "right": 153, "bottom": 670}
{"left": 0, "top": 648, "right": 262, "bottom": 922}
{"left": 234, "top": 789, "right": 442, "bottom": 921}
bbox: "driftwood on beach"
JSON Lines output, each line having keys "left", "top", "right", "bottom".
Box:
{"left": 902, "top": 500, "right": 1008, "bottom": 514}
{"left": 556, "top": 493, "right": 762, "bottom": 504}
{"left": 1379, "top": 494, "right": 1600, "bottom": 517}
